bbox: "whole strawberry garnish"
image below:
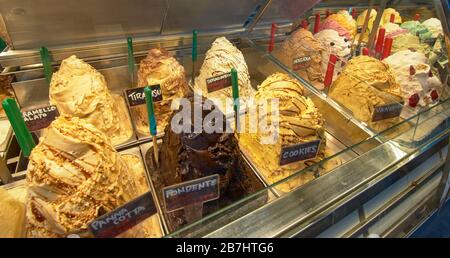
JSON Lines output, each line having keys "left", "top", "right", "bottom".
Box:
{"left": 430, "top": 90, "right": 439, "bottom": 101}
{"left": 409, "top": 93, "right": 420, "bottom": 107}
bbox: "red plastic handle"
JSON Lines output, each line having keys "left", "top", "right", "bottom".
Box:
{"left": 326, "top": 10, "right": 331, "bottom": 18}
{"left": 268, "top": 23, "right": 277, "bottom": 53}
{"left": 381, "top": 37, "right": 393, "bottom": 59}
{"left": 390, "top": 14, "right": 395, "bottom": 23}
{"left": 324, "top": 54, "right": 337, "bottom": 88}
{"left": 375, "top": 28, "right": 386, "bottom": 54}
{"left": 351, "top": 8, "right": 357, "bottom": 19}
{"left": 362, "top": 48, "right": 369, "bottom": 56}
{"left": 314, "top": 14, "right": 321, "bottom": 34}
{"left": 301, "top": 20, "right": 308, "bottom": 30}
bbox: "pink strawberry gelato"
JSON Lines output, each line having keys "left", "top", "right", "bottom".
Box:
{"left": 320, "top": 19, "right": 351, "bottom": 39}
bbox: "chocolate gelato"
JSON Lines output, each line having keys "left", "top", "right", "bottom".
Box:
{"left": 145, "top": 96, "right": 265, "bottom": 232}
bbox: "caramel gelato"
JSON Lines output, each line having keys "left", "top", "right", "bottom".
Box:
{"left": 239, "top": 73, "right": 329, "bottom": 193}
{"left": 278, "top": 28, "right": 325, "bottom": 82}
{"left": 194, "top": 37, "right": 254, "bottom": 110}
{"left": 329, "top": 56, "right": 403, "bottom": 131}
{"left": 134, "top": 48, "right": 189, "bottom": 136}
{"left": 49, "top": 55, "right": 133, "bottom": 146}
{"left": 26, "top": 116, "right": 161, "bottom": 238}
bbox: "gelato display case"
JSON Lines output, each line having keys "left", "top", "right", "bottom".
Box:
{"left": 0, "top": 0, "right": 449, "bottom": 238}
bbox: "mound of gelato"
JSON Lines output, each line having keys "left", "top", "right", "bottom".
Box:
{"left": 278, "top": 28, "right": 325, "bottom": 82}
{"left": 49, "top": 55, "right": 133, "bottom": 146}
{"left": 134, "top": 48, "right": 189, "bottom": 136}
{"left": 314, "top": 29, "right": 352, "bottom": 80}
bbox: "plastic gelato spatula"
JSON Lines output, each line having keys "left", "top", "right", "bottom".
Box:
{"left": 0, "top": 38, "right": 6, "bottom": 51}
{"left": 314, "top": 14, "right": 321, "bottom": 34}
{"left": 2, "top": 98, "right": 36, "bottom": 157}
{"left": 39, "top": 47, "right": 53, "bottom": 83}
{"left": 126, "top": 37, "right": 136, "bottom": 85}
{"left": 144, "top": 86, "right": 159, "bottom": 168}
{"left": 231, "top": 68, "right": 240, "bottom": 132}
{"left": 268, "top": 23, "right": 276, "bottom": 53}
{"left": 192, "top": 30, "right": 198, "bottom": 83}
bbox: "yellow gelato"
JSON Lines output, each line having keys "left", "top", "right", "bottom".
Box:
{"left": 329, "top": 56, "right": 403, "bottom": 131}
{"left": 381, "top": 8, "right": 402, "bottom": 25}
{"left": 26, "top": 116, "right": 161, "bottom": 238}
{"left": 134, "top": 48, "right": 189, "bottom": 136}
{"left": 0, "top": 188, "right": 26, "bottom": 238}
{"left": 49, "top": 55, "right": 133, "bottom": 146}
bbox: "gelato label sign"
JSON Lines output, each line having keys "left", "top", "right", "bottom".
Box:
{"left": 279, "top": 140, "right": 321, "bottom": 166}
{"left": 88, "top": 191, "right": 157, "bottom": 238}
{"left": 162, "top": 174, "right": 220, "bottom": 212}
{"left": 22, "top": 105, "right": 59, "bottom": 132}
{"left": 372, "top": 103, "right": 403, "bottom": 122}
{"left": 292, "top": 56, "right": 312, "bottom": 71}
{"left": 206, "top": 72, "right": 232, "bottom": 93}
{"left": 125, "top": 85, "right": 162, "bottom": 107}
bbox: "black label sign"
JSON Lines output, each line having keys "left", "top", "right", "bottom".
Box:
{"left": 206, "top": 73, "right": 232, "bottom": 93}
{"left": 22, "top": 105, "right": 59, "bottom": 132}
{"left": 372, "top": 103, "right": 403, "bottom": 122}
{"left": 88, "top": 191, "right": 157, "bottom": 238}
{"left": 357, "top": 26, "right": 362, "bottom": 34}
{"left": 279, "top": 140, "right": 321, "bottom": 166}
{"left": 163, "top": 174, "right": 220, "bottom": 212}
{"left": 292, "top": 56, "right": 312, "bottom": 71}
{"left": 125, "top": 85, "right": 162, "bottom": 107}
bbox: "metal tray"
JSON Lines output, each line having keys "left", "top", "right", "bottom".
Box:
{"left": 118, "top": 146, "right": 166, "bottom": 238}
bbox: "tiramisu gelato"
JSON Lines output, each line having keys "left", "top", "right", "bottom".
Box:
{"left": 26, "top": 116, "right": 162, "bottom": 238}
{"left": 329, "top": 56, "right": 403, "bottom": 131}
{"left": 49, "top": 55, "right": 133, "bottom": 146}
{"left": 314, "top": 29, "right": 352, "bottom": 80}
{"left": 278, "top": 28, "right": 325, "bottom": 82}
{"left": 194, "top": 37, "right": 254, "bottom": 109}
{"left": 134, "top": 48, "right": 189, "bottom": 136}
{"left": 239, "top": 73, "right": 329, "bottom": 193}
{"left": 145, "top": 96, "right": 265, "bottom": 232}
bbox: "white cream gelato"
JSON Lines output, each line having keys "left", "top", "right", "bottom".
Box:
{"left": 384, "top": 50, "right": 442, "bottom": 107}
{"left": 314, "top": 29, "right": 351, "bottom": 79}
{"left": 195, "top": 37, "right": 254, "bottom": 108}
{"left": 422, "top": 18, "right": 443, "bottom": 38}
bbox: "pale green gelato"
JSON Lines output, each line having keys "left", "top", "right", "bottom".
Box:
{"left": 392, "top": 34, "right": 431, "bottom": 54}
{"left": 401, "top": 21, "right": 433, "bottom": 42}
